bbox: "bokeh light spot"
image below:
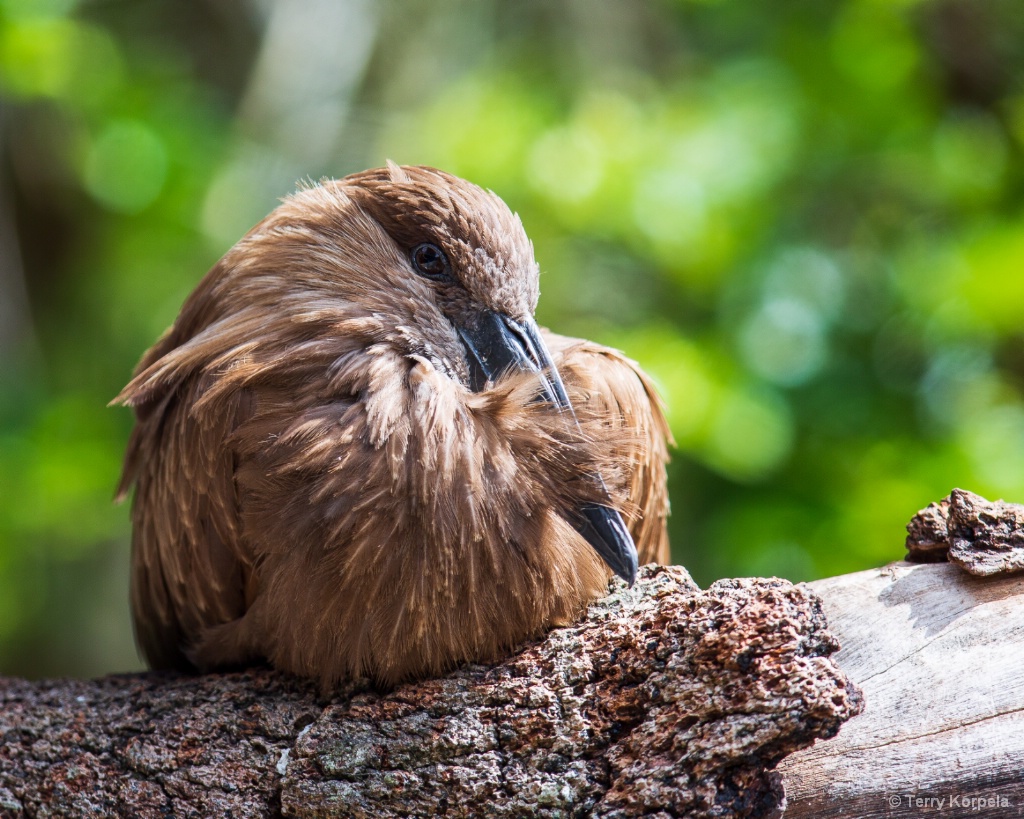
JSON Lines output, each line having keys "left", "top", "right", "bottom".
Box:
{"left": 919, "top": 343, "right": 998, "bottom": 427}
{"left": 1, "top": 0, "right": 79, "bottom": 21}
{"left": 960, "top": 404, "right": 1024, "bottom": 496}
{"left": 0, "top": 18, "right": 121, "bottom": 103}
{"left": 83, "top": 120, "right": 168, "bottom": 214}
{"left": 830, "top": 4, "right": 919, "bottom": 91}
{"left": 706, "top": 386, "right": 793, "bottom": 481}
{"left": 0, "top": 18, "right": 77, "bottom": 97}
{"left": 932, "top": 112, "right": 1008, "bottom": 205}
{"left": 528, "top": 125, "right": 605, "bottom": 205}
{"left": 631, "top": 169, "right": 707, "bottom": 248}
{"left": 612, "top": 329, "right": 714, "bottom": 442}
{"left": 764, "top": 248, "right": 845, "bottom": 322}
{"left": 739, "top": 297, "right": 827, "bottom": 387}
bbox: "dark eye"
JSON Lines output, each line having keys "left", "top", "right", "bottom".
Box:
{"left": 411, "top": 242, "right": 451, "bottom": 280}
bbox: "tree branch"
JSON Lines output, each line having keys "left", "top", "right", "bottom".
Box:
{"left": 0, "top": 566, "right": 858, "bottom": 818}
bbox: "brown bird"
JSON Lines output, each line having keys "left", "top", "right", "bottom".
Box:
{"left": 114, "top": 163, "right": 671, "bottom": 688}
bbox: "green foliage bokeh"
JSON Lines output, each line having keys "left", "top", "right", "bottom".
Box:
{"left": 1, "top": 0, "right": 1023, "bottom": 677}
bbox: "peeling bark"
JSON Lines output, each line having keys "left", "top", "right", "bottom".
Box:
{"left": 904, "top": 496, "right": 950, "bottom": 563}
{"left": 905, "top": 488, "right": 1024, "bottom": 575}
{"left": 0, "top": 566, "right": 859, "bottom": 819}
{"left": 947, "top": 489, "right": 1024, "bottom": 576}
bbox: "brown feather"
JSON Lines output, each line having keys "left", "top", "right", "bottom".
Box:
{"left": 114, "top": 165, "right": 672, "bottom": 688}
{"left": 543, "top": 333, "right": 674, "bottom": 566}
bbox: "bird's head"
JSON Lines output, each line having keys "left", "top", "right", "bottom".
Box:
{"left": 346, "top": 163, "right": 539, "bottom": 322}
{"left": 343, "top": 163, "right": 558, "bottom": 398}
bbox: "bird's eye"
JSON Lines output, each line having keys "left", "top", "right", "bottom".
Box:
{"left": 411, "top": 243, "right": 451, "bottom": 280}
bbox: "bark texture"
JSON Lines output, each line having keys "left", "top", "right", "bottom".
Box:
{"left": 905, "top": 487, "right": 1024, "bottom": 575}
{"left": 0, "top": 566, "right": 859, "bottom": 819}
{"left": 904, "top": 496, "right": 950, "bottom": 563}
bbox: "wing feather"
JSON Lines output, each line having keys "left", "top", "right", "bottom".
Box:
{"left": 543, "top": 331, "right": 673, "bottom": 566}
{"left": 117, "top": 340, "right": 253, "bottom": 670}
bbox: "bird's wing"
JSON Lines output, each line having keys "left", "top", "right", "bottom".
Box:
{"left": 116, "top": 343, "right": 254, "bottom": 671}
{"left": 542, "top": 331, "right": 673, "bottom": 566}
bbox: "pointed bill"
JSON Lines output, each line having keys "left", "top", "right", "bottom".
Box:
{"left": 456, "top": 311, "right": 639, "bottom": 586}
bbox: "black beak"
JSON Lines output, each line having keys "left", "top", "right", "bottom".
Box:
{"left": 456, "top": 311, "right": 639, "bottom": 586}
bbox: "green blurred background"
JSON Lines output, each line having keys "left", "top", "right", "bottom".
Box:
{"left": 2, "top": 0, "right": 1023, "bottom": 679}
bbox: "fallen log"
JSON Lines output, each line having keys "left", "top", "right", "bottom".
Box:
{"left": 778, "top": 562, "right": 1024, "bottom": 818}
{"left": 0, "top": 566, "right": 858, "bottom": 819}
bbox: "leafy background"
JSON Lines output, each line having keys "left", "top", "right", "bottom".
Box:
{"left": 2, "top": 0, "right": 1023, "bottom": 678}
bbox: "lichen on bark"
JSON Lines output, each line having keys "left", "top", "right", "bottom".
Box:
{"left": 0, "top": 566, "right": 860, "bottom": 819}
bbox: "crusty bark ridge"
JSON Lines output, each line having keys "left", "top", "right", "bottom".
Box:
{"left": 0, "top": 566, "right": 860, "bottom": 819}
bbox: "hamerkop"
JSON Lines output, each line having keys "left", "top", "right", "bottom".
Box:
{"left": 115, "top": 163, "right": 671, "bottom": 688}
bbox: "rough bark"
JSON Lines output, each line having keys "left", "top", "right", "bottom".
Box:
{"left": 905, "top": 487, "right": 1024, "bottom": 575}
{"left": 0, "top": 566, "right": 859, "bottom": 819}
{"left": 904, "top": 496, "right": 951, "bottom": 563}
